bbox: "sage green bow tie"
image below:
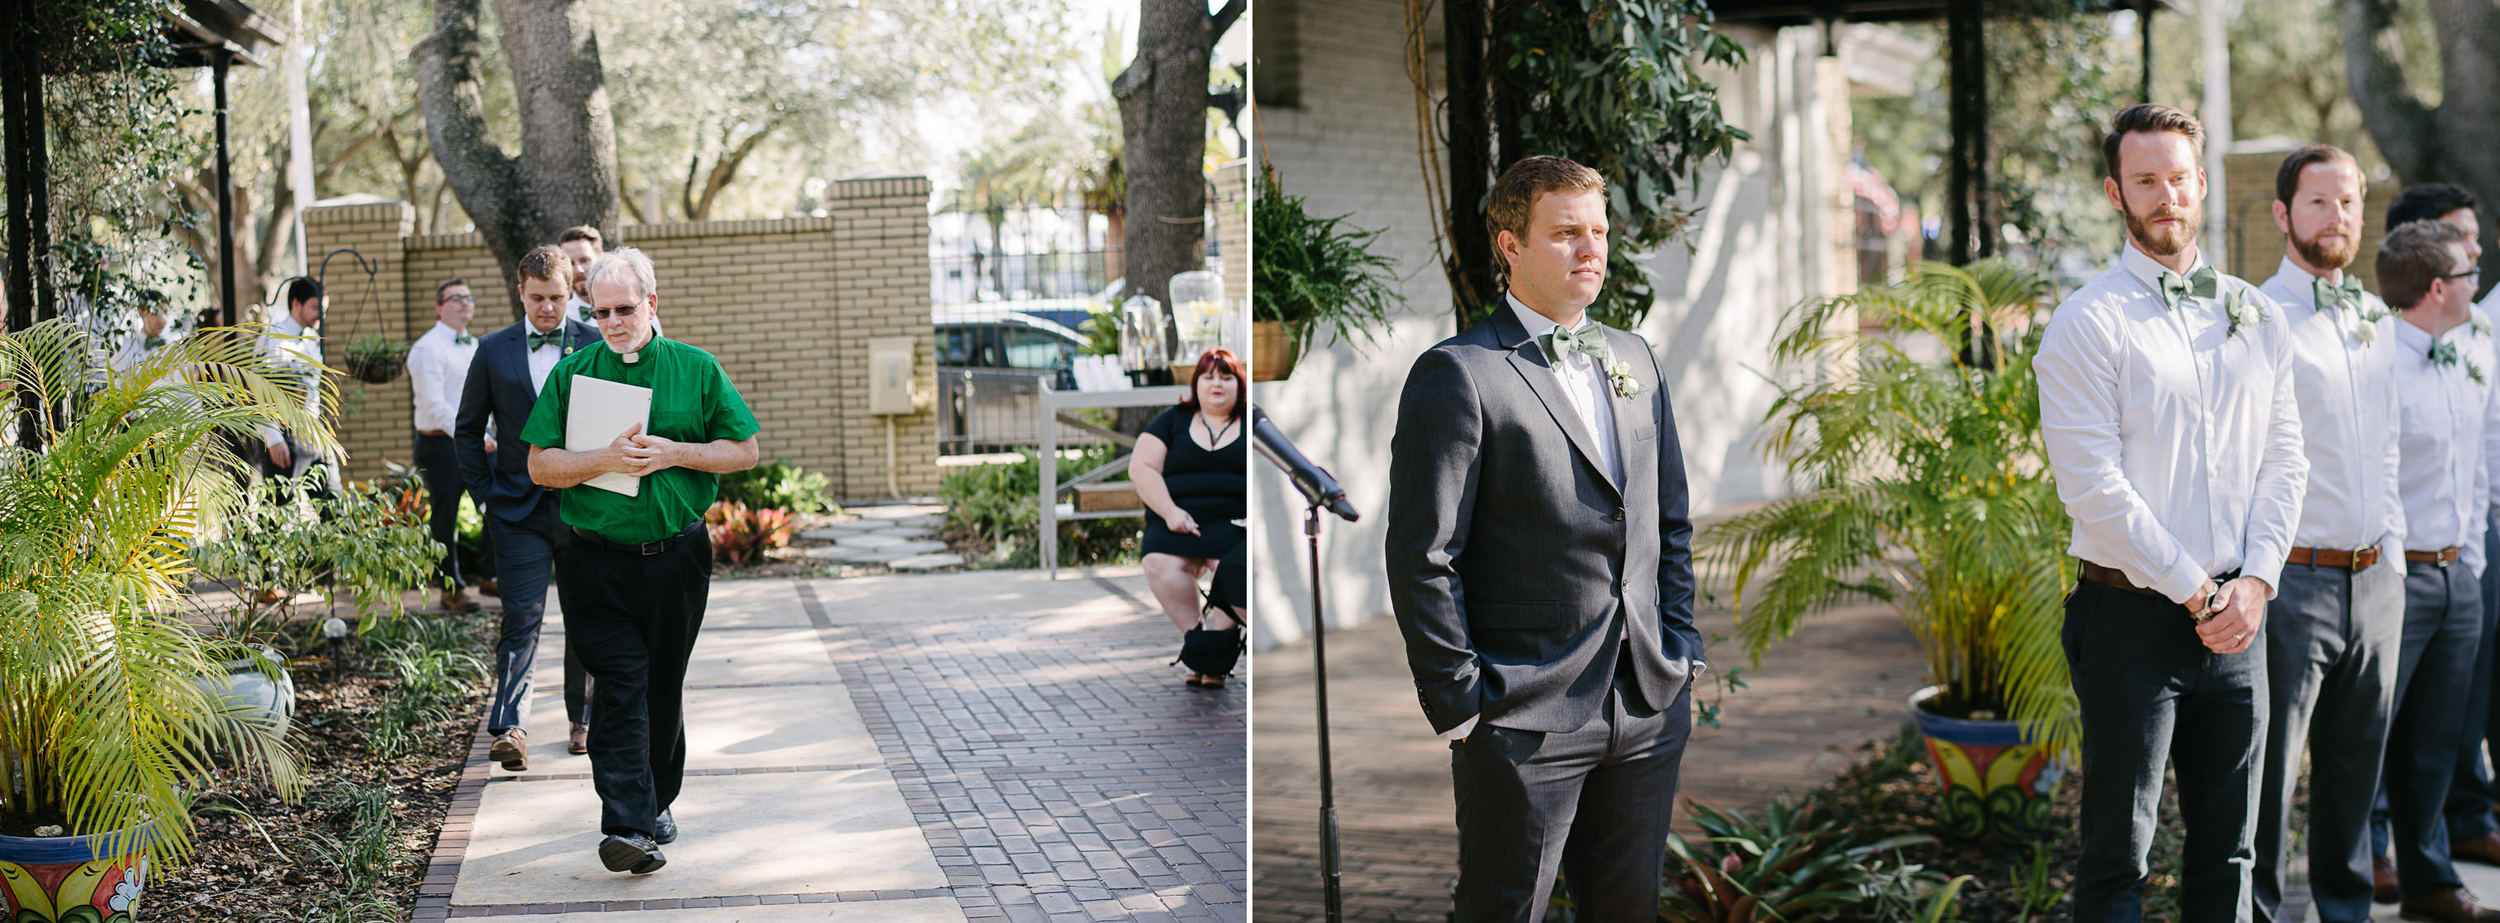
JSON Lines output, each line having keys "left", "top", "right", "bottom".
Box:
{"left": 455, "top": 332, "right": 475, "bottom": 346}
{"left": 2313, "top": 275, "right": 2366, "bottom": 312}
{"left": 2431, "top": 339, "right": 2462, "bottom": 368}
{"left": 1537, "top": 322, "right": 1612, "bottom": 365}
{"left": 527, "top": 330, "right": 565, "bottom": 351}
{"left": 2158, "top": 266, "right": 2221, "bottom": 310}
{"left": 143, "top": 336, "right": 165, "bottom": 350}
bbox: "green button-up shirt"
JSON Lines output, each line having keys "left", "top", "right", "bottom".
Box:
{"left": 520, "top": 336, "right": 761, "bottom": 544}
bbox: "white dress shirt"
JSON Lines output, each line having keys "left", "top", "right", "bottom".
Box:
{"left": 2036, "top": 242, "right": 2308, "bottom": 603}
{"left": 406, "top": 321, "right": 480, "bottom": 434}
{"left": 2257, "top": 257, "right": 2407, "bottom": 556}
{"left": 1506, "top": 293, "right": 1622, "bottom": 486}
{"left": 2392, "top": 312, "right": 2497, "bottom": 574}
{"left": 526, "top": 321, "right": 569, "bottom": 394}
{"left": 255, "top": 315, "right": 325, "bottom": 449}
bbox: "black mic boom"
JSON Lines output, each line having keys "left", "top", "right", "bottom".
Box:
{"left": 1252, "top": 405, "right": 1358, "bottom": 522}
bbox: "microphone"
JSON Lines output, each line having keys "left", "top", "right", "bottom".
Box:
{"left": 1252, "top": 405, "right": 1358, "bottom": 522}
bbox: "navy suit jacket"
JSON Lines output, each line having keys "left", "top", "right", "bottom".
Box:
{"left": 455, "top": 318, "right": 601, "bottom": 525}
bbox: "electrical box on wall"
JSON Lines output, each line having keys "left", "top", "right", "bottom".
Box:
{"left": 866, "top": 335, "right": 916, "bottom": 415}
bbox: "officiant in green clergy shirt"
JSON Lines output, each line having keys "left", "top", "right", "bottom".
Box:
{"left": 520, "top": 245, "right": 761, "bottom": 876}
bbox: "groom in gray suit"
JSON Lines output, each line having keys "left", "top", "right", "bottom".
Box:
{"left": 1387, "top": 154, "right": 1704, "bottom": 921}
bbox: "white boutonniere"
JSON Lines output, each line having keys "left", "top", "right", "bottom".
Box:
{"left": 2354, "top": 306, "right": 2390, "bottom": 345}
{"left": 1607, "top": 361, "right": 1643, "bottom": 398}
{"left": 2475, "top": 316, "right": 2492, "bottom": 338}
{"left": 2224, "top": 289, "right": 2266, "bottom": 339}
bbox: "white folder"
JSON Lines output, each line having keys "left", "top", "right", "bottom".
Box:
{"left": 566, "top": 376, "right": 653, "bottom": 497}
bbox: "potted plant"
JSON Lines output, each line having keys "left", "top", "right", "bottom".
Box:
{"left": 0, "top": 320, "right": 323, "bottom": 919}
{"left": 1251, "top": 161, "right": 1404, "bottom": 381}
{"left": 341, "top": 332, "right": 408, "bottom": 384}
{"left": 1703, "top": 260, "right": 2076, "bottom": 842}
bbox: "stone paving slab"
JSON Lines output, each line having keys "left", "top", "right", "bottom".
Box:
{"left": 849, "top": 505, "right": 946, "bottom": 521}
{"left": 800, "top": 566, "right": 1147, "bottom": 625}
{"left": 451, "top": 768, "right": 945, "bottom": 906}
{"left": 504, "top": 676, "right": 881, "bottom": 777}
{"left": 457, "top": 899, "right": 970, "bottom": 922}
{"left": 836, "top": 534, "right": 912, "bottom": 549}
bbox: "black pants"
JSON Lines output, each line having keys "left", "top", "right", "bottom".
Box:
{"left": 1448, "top": 663, "right": 1689, "bottom": 922}
{"left": 414, "top": 432, "right": 493, "bottom": 587}
{"left": 2063, "top": 578, "right": 2266, "bottom": 923}
{"left": 556, "top": 521, "right": 709, "bottom": 838}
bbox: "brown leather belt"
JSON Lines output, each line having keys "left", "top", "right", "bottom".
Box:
{"left": 2406, "top": 546, "right": 2462, "bottom": 566}
{"left": 2287, "top": 544, "right": 2382, "bottom": 571}
{"left": 417, "top": 428, "right": 450, "bottom": 438}
{"left": 2080, "top": 561, "right": 2241, "bottom": 597}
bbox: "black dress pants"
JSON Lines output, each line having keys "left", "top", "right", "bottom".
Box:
{"left": 555, "top": 521, "right": 710, "bottom": 838}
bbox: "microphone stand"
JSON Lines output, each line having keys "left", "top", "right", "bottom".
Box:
{"left": 1304, "top": 498, "right": 1343, "bottom": 923}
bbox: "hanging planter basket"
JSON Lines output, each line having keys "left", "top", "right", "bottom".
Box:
{"left": 342, "top": 341, "right": 408, "bottom": 385}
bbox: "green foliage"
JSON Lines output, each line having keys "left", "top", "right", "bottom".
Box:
{"left": 1492, "top": 0, "right": 1749, "bottom": 329}
{"left": 0, "top": 320, "right": 328, "bottom": 858}
{"left": 1548, "top": 797, "right": 1942, "bottom": 922}
{"left": 1702, "top": 260, "right": 2079, "bottom": 762}
{"left": 362, "top": 622, "right": 488, "bottom": 761}
{"left": 1253, "top": 162, "right": 1406, "bottom": 360}
{"left": 191, "top": 476, "right": 440, "bottom": 645}
{"left": 718, "top": 460, "right": 840, "bottom": 515}
{"left": 940, "top": 447, "right": 1140, "bottom": 569}
{"left": 1079, "top": 304, "right": 1123, "bottom": 358}
{"left": 705, "top": 500, "right": 798, "bottom": 567}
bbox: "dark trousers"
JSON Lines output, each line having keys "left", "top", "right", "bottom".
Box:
{"left": 483, "top": 508, "right": 590, "bottom": 733}
{"left": 556, "top": 521, "right": 710, "bottom": 838}
{"left": 414, "top": 432, "right": 494, "bottom": 587}
{"left": 2252, "top": 558, "right": 2401, "bottom": 923}
{"left": 1449, "top": 668, "right": 1689, "bottom": 922}
{"left": 2366, "top": 561, "right": 2485, "bottom": 897}
{"left": 2443, "top": 521, "right": 2500, "bottom": 842}
{"left": 2064, "top": 579, "right": 2266, "bottom": 923}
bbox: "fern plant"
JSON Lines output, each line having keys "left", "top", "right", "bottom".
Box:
{"left": 1703, "top": 260, "right": 2079, "bottom": 762}
{"left": 0, "top": 321, "right": 327, "bottom": 858}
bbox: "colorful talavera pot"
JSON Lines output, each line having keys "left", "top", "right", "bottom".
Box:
{"left": 1908, "top": 685, "right": 2064, "bottom": 841}
{"left": 0, "top": 823, "right": 153, "bottom": 923}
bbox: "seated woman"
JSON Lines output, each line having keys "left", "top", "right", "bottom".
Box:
{"left": 1129, "top": 347, "right": 1248, "bottom": 687}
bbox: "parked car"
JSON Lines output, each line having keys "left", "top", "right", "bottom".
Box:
{"left": 935, "top": 309, "right": 1093, "bottom": 454}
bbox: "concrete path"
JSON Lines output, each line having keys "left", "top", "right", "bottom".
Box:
{"left": 1250, "top": 601, "right": 1925, "bottom": 921}
{"left": 417, "top": 564, "right": 1245, "bottom": 921}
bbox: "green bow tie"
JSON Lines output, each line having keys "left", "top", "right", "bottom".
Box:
{"left": 2313, "top": 275, "right": 2366, "bottom": 312}
{"left": 2431, "top": 339, "right": 2462, "bottom": 368}
{"left": 2158, "top": 266, "right": 2220, "bottom": 310}
{"left": 454, "top": 332, "right": 475, "bottom": 346}
{"left": 528, "top": 330, "right": 566, "bottom": 351}
{"left": 143, "top": 336, "right": 165, "bottom": 350}
{"left": 1537, "top": 322, "right": 1612, "bottom": 365}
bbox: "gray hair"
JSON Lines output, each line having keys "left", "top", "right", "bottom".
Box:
{"left": 585, "top": 246, "right": 658, "bottom": 303}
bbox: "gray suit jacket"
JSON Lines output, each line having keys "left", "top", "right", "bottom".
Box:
{"left": 1385, "top": 306, "right": 1702, "bottom": 735}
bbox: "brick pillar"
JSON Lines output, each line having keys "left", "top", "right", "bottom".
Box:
{"left": 1214, "top": 160, "right": 1250, "bottom": 308}
{"left": 302, "top": 198, "right": 416, "bottom": 483}
{"left": 826, "top": 177, "right": 939, "bottom": 500}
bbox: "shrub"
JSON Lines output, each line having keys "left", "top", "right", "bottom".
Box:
{"left": 941, "top": 447, "right": 1139, "bottom": 569}
{"left": 719, "top": 460, "right": 840, "bottom": 515}
{"left": 706, "top": 500, "right": 797, "bottom": 567}
{"left": 192, "top": 474, "right": 441, "bottom": 645}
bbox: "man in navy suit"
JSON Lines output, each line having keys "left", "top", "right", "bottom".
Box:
{"left": 457, "top": 244, "right": 603, "bottom": 771}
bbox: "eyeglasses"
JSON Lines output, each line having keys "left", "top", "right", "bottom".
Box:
{"left": 590, "top": 303, "right": 641, "bottom": 321}
{"left": 2444, "top": 268, "right": 2484, "bottom": 281}
{"left": 441, "top": 294, "right": 475, "bottom": 304}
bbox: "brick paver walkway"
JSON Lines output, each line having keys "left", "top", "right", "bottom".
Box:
{"left": 1249, "top": 601, "right": 1923, "bottom": 921}
{"left": 416, "top": 565, "right": 1245, "bottom": 922}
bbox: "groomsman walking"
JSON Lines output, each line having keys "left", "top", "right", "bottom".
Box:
{"left": 2375, "top": 218, "right": 2500, "bottom": 923}
{"left": 2035, "top": 104, "right": 2307, "bottom": 922}
{"left": 2249, "top": 144, "right": 2407, "bottom": 923}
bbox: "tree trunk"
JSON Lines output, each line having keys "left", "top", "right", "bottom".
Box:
{"left": 414, "top": 0, "right": 619, "bottom": 321}
{"left": 2339, "top": 0, "right": 2500, "bottom": 285}
{"left": 1443, "top": 0, "right": 1494, "bottom": 327}
{"left": 1113, "top": 0, "right": 1243, "bottom": 319}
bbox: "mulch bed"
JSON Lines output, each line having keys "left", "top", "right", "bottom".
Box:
{"left": 141, "top": 615, "right": 494, "bottom": 922}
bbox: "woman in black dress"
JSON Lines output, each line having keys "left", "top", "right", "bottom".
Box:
{"left": 1130, "top": 348, "right": 1248, "bottom": 687}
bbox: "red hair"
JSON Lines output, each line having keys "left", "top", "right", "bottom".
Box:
{"left": 1178, "top": 348, "right": 1246, "bottom": 421}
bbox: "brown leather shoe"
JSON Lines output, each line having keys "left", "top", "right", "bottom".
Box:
{"left": 2379, "top": 855, "right": 2402, "bottom": 904}
{"left": 569, "top": 722, "right": 590, "bottom": 755}
{"left": 477, "top": 578, "right": 499, "bottom": 598}
{"left": 2458, "top": 833, "right": 2500, "bottom": 867}
{"left": 439, "top": 589, "right": 480, "bottom": 614}
{"left": 2399, "top": 886, "right": 2500, "bottom": 923}
{"left": 489, "top": 729, "right": 528, "bottom": 771}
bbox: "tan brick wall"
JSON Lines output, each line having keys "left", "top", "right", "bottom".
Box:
{"left": 1214, "top": 159, "right": 1250, "bottom": 305}
{"left": 301, "top": 176, "right": 938, "bottom": 502}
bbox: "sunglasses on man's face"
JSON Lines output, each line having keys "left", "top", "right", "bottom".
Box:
{"left": 591, "top": 302, "right": 641, "bottom": 321}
